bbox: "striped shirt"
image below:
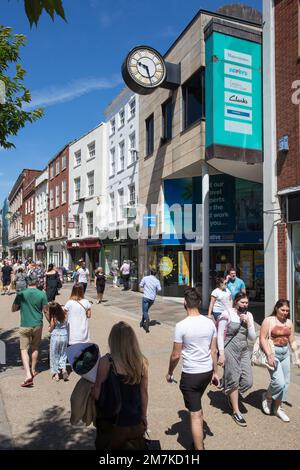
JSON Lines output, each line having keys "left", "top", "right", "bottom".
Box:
{"left": 139, "top": 275, "right": 161, "bottom": 301}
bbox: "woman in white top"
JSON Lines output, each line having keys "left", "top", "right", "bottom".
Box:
{"left": 208, "top": 277, "right": 232, "bottom": 322}
{"left": 217, "top": 293, "right": 256, "bottom": 427}
{"left": 64, "top": 284, "right": 92, "bottom": 345}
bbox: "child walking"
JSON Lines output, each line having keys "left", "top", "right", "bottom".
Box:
{"left": 48, "top": 302, "right": 69, "bottom": 382}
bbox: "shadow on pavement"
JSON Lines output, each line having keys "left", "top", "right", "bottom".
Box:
{"left": 165, "top": 410, "right": 213, "bottom": 449}
{"left": 15, "top": 406, "right": 95, "bottom": 449}
{"left": 0, "top": 328, "right": 50, "bottom": 372}
{"left": 243, "top": 388, "right": 266, "bottom": 410}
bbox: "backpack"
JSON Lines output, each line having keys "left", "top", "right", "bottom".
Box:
{"left": 96, "top": 355, "right": 122, "bottom": 423}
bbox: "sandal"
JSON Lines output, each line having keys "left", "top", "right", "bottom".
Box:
{"left": 21, "top": 378, "right": 34, "bottom": 387}
{"left": 52, "top": 374, "right": 60, "bottom": 382}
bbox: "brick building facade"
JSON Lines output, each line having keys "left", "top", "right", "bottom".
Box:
{"left": 8, "top": 169, "right": 41, "bottom": 260}
{"left": 46, "top": 145, "right": 69, "bottom": 268}
{"left": 264, "top": 0, "right": 300, "bottom": 331}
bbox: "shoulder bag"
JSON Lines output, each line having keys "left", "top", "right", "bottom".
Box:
{"left": 251, "top": 318, "right": 275, "bottom": 371}
{"left": 96, "top": 354, "right": 122, "bottom": 423}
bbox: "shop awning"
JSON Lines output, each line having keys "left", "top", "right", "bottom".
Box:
{"left": 67, "top": 239, "right": 102, "bottom": 250}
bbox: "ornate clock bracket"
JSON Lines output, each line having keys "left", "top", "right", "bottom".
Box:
{"left": 161, "top": 62, "right": 181, "bottom": 90}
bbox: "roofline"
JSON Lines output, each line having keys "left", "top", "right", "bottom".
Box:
{"left": 69, "top": 122, "right": 105, "bottom": 148}
{"left": 47, "top": 143, "right": 70, "bottom": 167}
{"left": 8, "top": 169, "right": 43, "bottom": 201}
{"left": 164, "top": 8, "right": 262, "bottom": 58}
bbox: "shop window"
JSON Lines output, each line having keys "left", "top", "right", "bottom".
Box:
{"left": 146, "top": 114, "right": 154, "bottom": 156}
{"left": 162, "top": 98, "right": 173, "bottom": 143}
{"left": 182, "top": 68, "right": 205, "bottom": 130}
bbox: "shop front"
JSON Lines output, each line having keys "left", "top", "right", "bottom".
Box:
{"left": 102, "top": 238, "right": 138, "bottom": 286}
{"left": 288, "top": 193, "right": 300, "bottom": 334}
{"left": 22, "top": 238, "right": 35, "bottom": 261}
{"left": 67, "top": 238, "right": 102, "bottom": 275}
{"left": 35, "top": 242, "right": 47, "bottom": 264}
{"left": 9, "top": 242, "right": 22, "bottom": 260}
{"left": 46, "top": 240, "right": 68, "bottom": 268}
{"left": 148, "top": 174, "right": 264, "bottom": 299}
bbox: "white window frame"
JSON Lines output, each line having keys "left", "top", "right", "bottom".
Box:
{"left": 61, "top": 154, "right": 66, "bottom": 170}
{"left": 74, "top": 150, "right": 81, "bottom": 167}
{"left": 56, "top": 159, "right": 60, "bottom": 176}
{"left": 62, "top": 180, "right": 67, "bottom": 204}
{"left": 62, "top": 214, "right": 67, "bottom": 237}
{"left": 118, "top": 188, "right": 124, "bottom": 221}
{"left": 55, "top": 184, "right": 60, "bottom": 207}
{"left": 49, "top": 188, "right": 54, "bottom": 210}
{"left": 50, "top": 164, "right": 54, "bottom": 179}
{"left": 56, "top": 216, "right": 60, "bottom": 238}
{"left": 128, "top": 132, "right": 137, "bottom": 164}
{"left": 119, "top": 108, "right": 125, "bottom": 128}
{"left": 110, "top": 118, "right": 116, "bottom": 135}
{"left": 74, "top": 215, "right": 80, "bottom": 237}
{"left": 119, "top": 141, "right": 125, "bottom": 172}
{"left": 86, "top": 211, "right": 93, "bottom": 236}
{"left": 110, "top": 193, "right": 115, "bottom": 222}
{"left": 87, "top": 141, "right": 96, "bottom": 159}
{"left": 110, "top": 148, "right": 116, "bottom": 177}
{"left": 74, "top": 177, "right": 81, "bottom": 201}
{"left": 87, "top": 171, "right": 94, "bottom": 197}
{"left": 50, "top": 218, "right": 54, "bottom": 238}
{"left": 129, "top": 98, "right": 136, "bottom": 119}
{"left": 129, "top": 184, "right": 136, "bottom": 206}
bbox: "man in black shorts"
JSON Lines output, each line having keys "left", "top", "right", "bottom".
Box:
{"left": 166, "top": 287, "right": 219, "bottom": 450}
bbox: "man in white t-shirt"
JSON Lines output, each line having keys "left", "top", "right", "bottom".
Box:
{"left": 166, "top": 287, "right": 219, "bottom": 451}
{"left": 77, "top": 262, "right": 90, "bottom": 294}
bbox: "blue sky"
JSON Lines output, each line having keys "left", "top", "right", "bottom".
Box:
{"left": 0, "top": 0, "right": 262, "bottom": 206}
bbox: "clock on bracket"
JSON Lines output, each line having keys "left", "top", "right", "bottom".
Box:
{"left": 122, "top": 45, "right": 167, "bottom": 95}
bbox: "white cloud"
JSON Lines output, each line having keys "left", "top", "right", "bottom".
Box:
{"left": 25, "top": 76, "right": 122, "bottom": 109}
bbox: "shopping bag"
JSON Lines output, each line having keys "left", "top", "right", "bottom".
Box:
{"left": 144, "top": 432, "right": 161, "bottom": 450}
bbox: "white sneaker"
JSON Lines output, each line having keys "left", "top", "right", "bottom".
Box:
{"left": 262, "top": 392, "right": 272, "bottom": 415}
{"left": 275, "top": 407, "right": 290, "bottom": 423}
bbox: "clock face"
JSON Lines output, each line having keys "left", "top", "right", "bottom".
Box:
{"left": 126, "top": 46, "right": 166, "bottom": 91}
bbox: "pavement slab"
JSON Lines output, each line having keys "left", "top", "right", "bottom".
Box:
{"left": 0, "top": 284, "right": 299, "bottom": 450}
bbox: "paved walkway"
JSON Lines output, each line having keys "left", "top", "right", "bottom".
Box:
{"left": 0, "top": 285, "right": 299, "bottom": 450}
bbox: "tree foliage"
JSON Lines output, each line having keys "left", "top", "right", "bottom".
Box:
{"left": 15, "top": 0, "right": 67, "bottom": 27}
{"left": 24, "top": 0, "right": 67, "bottom": 27}
{"left": 0, "top": 25, "right": 44, "bottom": 149}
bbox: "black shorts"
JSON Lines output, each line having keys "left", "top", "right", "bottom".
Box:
{"left": 180, "top": 370, "right": 213, "bottom": 412}
{"left": 2, "top": 279, "right": 11, "bottom": 287}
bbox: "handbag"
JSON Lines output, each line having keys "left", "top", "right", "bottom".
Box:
{"left": 96, "top": 354, "right": 122, "bottom": 423}
{"left": 144, "top": 431, "right": 161, "bottom": 451}
{"left": 251, "top": 319, "right": 275, "bottom": 371}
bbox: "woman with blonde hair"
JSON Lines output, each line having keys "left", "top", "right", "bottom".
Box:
{"left": 64, "top": 284, "right": 92, "bottom": 345}
{"left": 92, "top": 322, "right": 148, "bottom": 450}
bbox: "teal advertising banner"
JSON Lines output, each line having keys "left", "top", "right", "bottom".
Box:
{"left": 205, "top": 31, "right": 262, "bottom": 152}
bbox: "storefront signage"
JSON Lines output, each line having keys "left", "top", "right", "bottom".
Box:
{"left": 35, "top": 243, "right": 46, "bottom": 251}
{"left": 178, "top": 252, "right": 190, "bottom": 286}
{"left": 205, "top": 29, "right": 262, "bottom": 156}
{"left": 67, "top": 239, "right": 102, "bottom": 250}
{"left": 143, "top": 215, "right": 157, "bottom": 228}
{"left": 159, "top": 257, "right": 174, "bottom": 277}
